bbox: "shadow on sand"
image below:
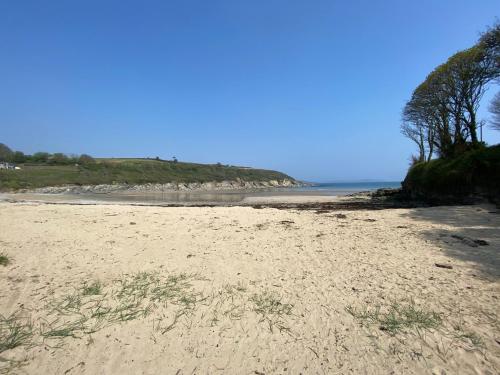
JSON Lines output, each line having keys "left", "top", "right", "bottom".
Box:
{"left": 401, "top": 205, "right": 500, "bottom": 279}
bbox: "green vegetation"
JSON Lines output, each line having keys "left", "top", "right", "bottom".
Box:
{"left": 0, "top": 157, "right": 294, "bottom": 191}
{"left": 81, "top": 281, "right": 103, "bottom": 296}
{"left": 0, "top": 143, "right": 95, "bottom": 166}
{"left": 346, "top": 300, "right": 442, "bottom": 336}
{"left": 400, "top": 23, "right": 499, "bottom": 202}
{"left": 250, "top": 290, "right": 293, "bottom": 333}
{"left": 0, "top": 254, "right": 9, "bottom": 266}
{"left": 0, "top": 313, "right": 33, "bottom": 353}
{"left": 403, "top": 145, "right": 500, "bottom": 202}
{"left": 0, "top": 272, "right": 297, "bottom": 372}
{"left": 401, "top": 24, "right": 499, "bottom": 161}
{"left": 39, "top": 272, "right": 205, "bottom": 341}
{"left": 452, "top": 323, "right": 485, "bottom": 349}
{"left": 0, "top": 143, "right": 295, "bottom": 191}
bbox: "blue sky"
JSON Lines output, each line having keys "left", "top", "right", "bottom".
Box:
{"left": 1, "top": 1, "right": 499, "bottom": 182}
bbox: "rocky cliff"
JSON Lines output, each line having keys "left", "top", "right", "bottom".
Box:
{"left": 26, "top": 178, "right": 302, "bottom": 194}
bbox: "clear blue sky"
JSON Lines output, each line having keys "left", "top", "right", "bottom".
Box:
{"left": 1, "top": 1, "right": 499, "bottom": 182}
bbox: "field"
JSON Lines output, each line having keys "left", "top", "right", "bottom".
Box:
{"left": 0, "top": 158, "right": 294, "bottom": 191}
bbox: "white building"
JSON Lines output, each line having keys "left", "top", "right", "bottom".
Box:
{"left": 0, "top": 162, "right": 16, "bottom": 170}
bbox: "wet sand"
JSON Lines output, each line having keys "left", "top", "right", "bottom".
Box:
{"left": 0, "top": 190, "right": 343, "bottom": 206}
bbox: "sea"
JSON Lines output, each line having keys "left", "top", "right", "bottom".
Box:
{"left": 26, "top": 181, "right": 401, "bottom": 205}
{"left": 298, "top": 181, "right": 401, "bottom": 195}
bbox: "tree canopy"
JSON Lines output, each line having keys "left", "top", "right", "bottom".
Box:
{"left": 0, "top": 143, "right": 14, "bottom": 162}
{"left": 402, "top": 23, "right": 500, "bottom": 162}
{"left": 490, "top": 91, "right": 500, "bottom": 130}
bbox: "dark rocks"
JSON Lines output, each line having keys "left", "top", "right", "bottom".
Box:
{"left": 28, "top": 179, "right": 303, "bottom": 194}
{"left": 435, "top": 263, "right": 453, "bottom": 269}
{"left": 451, "top": 235, "right": 489, "bottom": 247}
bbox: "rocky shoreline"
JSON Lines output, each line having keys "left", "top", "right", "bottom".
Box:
{"left": 23, "top": 178, "right": 304, "bottom": 194}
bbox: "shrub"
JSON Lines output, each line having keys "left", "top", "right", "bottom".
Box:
{"left": 50, "top": 153, "right": 70, "bottom": 165}
{"left": 12, "top": 151, "right": 27, "bottom": 163}
{"left": 78, "top": 154, "right": 95, "bottom": 165}
{"left": 403, "top": 145, "right": 500, "bottom": 202}
{"left": 0, "top": 143, "right": 13, "bottom": 162}
{"left": 32, "top": 152, "right": 50, "bottom": 163}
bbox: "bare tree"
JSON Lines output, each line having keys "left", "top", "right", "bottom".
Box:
{"left": 490, "top": 91, "right": 500, "bottom": 130}
{"left": 401, "top": 121, "right": 425, "bottom": 163}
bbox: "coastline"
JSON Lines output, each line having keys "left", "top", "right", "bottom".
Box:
{"left": 14, "top": 178, "right": 304, "bottom": 194}
{"left": 0, "top": 187, "right": 404, "bottom": 208}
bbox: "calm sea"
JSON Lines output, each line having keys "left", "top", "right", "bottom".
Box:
{"left": 38, "top": 181, "right": 401, "bottom": 205}
{"left": 298, "top": 181, "right": 401, "bottom": 196}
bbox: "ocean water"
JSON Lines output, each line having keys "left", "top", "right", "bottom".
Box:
{"left": 23, "top": 181, "right": 401, "bottom": 205}
{"left": 298, "top": 181, "right": 401, "bottom": 196}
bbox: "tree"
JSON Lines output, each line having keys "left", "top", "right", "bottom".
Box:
{"left": 78, "top": 154, "right": 95, "bottom": 165}
{"left": 446, "top": 46, "right": 499, "bottom": 144}
{"left": 401, "top": 110, "right": 426, "bottom": 163}
{"left": 0, "top": 143, "right": 13, "bottom": 162}
{"left": 50, "top": 153, "right": 70, "bottom": 165}
{"left": 402, "top": 24, "right": 500, "bottom": 160}
{"left": 12, "top": 151, "right": 26, "bottom": 163}
{"left": 402, "top": 79, "right": 446, "bottom": 158}
{"left": 32, "top": 152, "right": 50, "bottom": 163}
{"left": 479, "top": 22, "right": 500, "bottom": 74}
{"left": 490, "top": 91, "right": 500, "bottom": 130}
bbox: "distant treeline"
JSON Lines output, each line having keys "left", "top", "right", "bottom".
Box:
{"left": 401, "top": 23, "right": 499, "bottom": 163}
{"left": 0, "top": 143, "right": 95, "bottom": 165}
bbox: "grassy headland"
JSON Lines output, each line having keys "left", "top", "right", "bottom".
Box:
{"left": 0, "top": 158, "right": 296, "bottom": 191}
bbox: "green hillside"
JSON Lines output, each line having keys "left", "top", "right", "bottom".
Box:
{"left": 0, "top": 158, "right": 296, "bottom": 191}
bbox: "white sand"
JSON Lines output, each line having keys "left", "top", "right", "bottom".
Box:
{"left": 0, "top": 202, "right": 499, "bottom": 374}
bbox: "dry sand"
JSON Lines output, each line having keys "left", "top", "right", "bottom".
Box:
{"left": 0, "top": 201, "right": 499, "bottom": 374}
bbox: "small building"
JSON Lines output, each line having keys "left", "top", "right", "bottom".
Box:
{"left": 0, "top": 162, "right": 16, "bottom": 170}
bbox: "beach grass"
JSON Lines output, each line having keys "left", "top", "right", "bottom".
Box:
{"left": 250, "top": 290, "right": 293, "bottom": 332}
{"left": 82, "top": 281, "right": 103, "bottom": 296}
{"left": 0, "top": 254, "right": 9, "bottom": 266}
{"left": 0, "top": 312, "right": 34, "bottom": 353}
{"left": 346, "top": 300, "right": 441, "bottom": 335}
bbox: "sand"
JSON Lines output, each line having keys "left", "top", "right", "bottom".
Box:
{"left": 0, "top": 192, "right": 343, "bottom": 206}
{"left": 0, "top": 201, "right": 499, "bottom": 374}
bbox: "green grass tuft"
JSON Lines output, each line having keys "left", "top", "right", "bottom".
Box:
{"left": 41, "top": 318, "right": 86, "bottom": 339}
{"left": 82, "top": 281, "right": 103, "bottom": 296}
{"left": 0, "top": 254, "right": 10, "bottom": 266}
{"left": 0, "top": 312, "right": 33, "bottom": 353}
{"left": 347, "top": 301, "right": 441, "bottom": 335}
{"left": 250, "top": 290, "right": 293, "bottom": 332}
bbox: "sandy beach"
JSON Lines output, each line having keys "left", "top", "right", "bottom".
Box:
{"left": 0, "top": 201, "right": 499, "bottom": 374}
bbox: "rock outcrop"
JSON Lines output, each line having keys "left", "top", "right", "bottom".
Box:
{"left": 26, "top": 179, "right": 303, "bottom": 194}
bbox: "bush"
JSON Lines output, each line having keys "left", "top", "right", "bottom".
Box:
{"left": 0, "top": 143, "right": 13, "bottom": 162}
{"left": 32, "top": 152, "right": 50, "bottom": 163}
{"left": 12, "top": 151, "right": 27, "bottom": 163}
{"left": 50, "top": 153, "right": 70, "bottom": 165}
{"left": 403, "top": 145, "right": 500, "bottom": 203}
{"left": 78, "top": 154, "right": 95, "bottom": 165}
